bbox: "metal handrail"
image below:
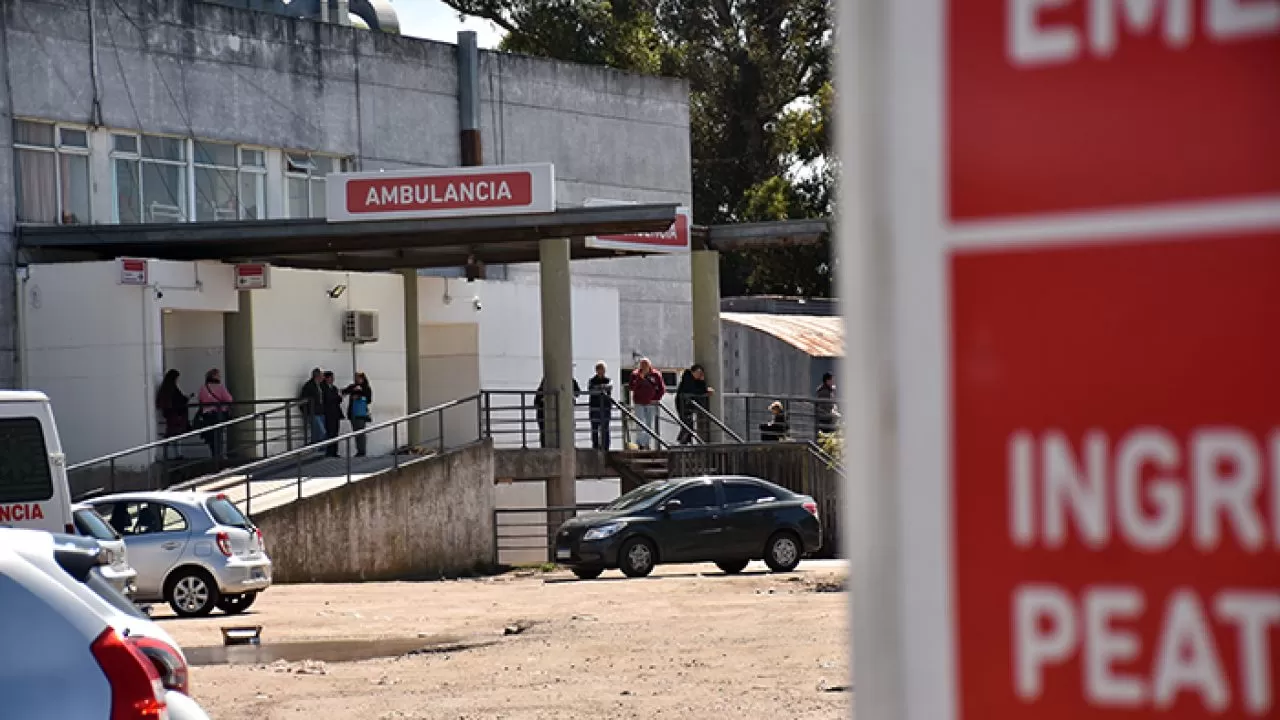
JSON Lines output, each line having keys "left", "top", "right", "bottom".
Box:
{"left": 67, "top": 399, "right": 304, "bottom": 471}
{"left": 656, "top": 401, "right": 703, "bottom": 444}
{"left": 721, "top": 392, "right": 839, "bottom": 405}
{"left": 688, "top": 402, "right": 745, "bottom": 443}
{"left": 606, "top": 396, "right": 671, "bottom": 450}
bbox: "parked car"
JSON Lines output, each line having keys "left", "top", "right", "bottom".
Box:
{"left": 72, "top": 502, "right": 139, "bottom": 597}
{"left": 0, "top": 390, "right": 74, "bottom": 534}
{"left": 554, "top": 475, "right": 822, "bottom": 579}
{"left": 90, "top": 491, "right": 272, "bottom": 617}
{"left": 0, "top": 528, "right": 211, "bottom": 719}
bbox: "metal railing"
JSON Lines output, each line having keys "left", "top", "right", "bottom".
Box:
{"left": 68, "top": 399, "right": 306, "bottom": 500}
{"left": 171, "top": 393, "right": 488, "bottom": 517}
{"left": 720, "top": 393, "right": 841, "bottom": 443}
{"left": 493, "top": 504, "right": 605, "bottom": 566}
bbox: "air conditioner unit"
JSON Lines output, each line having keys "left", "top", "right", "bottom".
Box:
{"left": 343, "top": 310, "right": 379, "bottom": 343}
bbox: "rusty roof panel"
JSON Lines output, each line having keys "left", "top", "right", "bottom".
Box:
{"left": 721, "top": 312, "right": 844, "bottom": 358}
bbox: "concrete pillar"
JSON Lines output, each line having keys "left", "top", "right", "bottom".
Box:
{"left": 691, "top": 250, "right": 725, "bottom": 440}
{"left": 400, "top": 269, "right": 422, "bottom": 445}
{"left": 539, "top": 237, "right": 577, "bottom": 509}
{"left": 223, "top": 291, "right": 258, "bottom": 456}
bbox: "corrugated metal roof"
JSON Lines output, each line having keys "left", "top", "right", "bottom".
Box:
{"left": 721, "top": 312, "right": 844, "bottom": 358}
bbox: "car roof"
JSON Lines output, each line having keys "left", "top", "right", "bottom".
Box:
{"left": 0, "top": 390, "right": 51, "bottom": 404}
{"left": 90, "top": 491, "right": 215, "bottom": 506}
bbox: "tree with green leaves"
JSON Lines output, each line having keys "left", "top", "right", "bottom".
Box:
{"left": 440, "top": 0, "right": 834, "bottom": 297}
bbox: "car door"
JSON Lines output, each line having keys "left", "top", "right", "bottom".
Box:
{"left": 721, "top": 480, "right": 784, "bottom": 556}
{"left": 656, "top": 481, "right": 726, "bottom": 563}
{"left": 100, "top": 501, "right": 191, "bottom": 598}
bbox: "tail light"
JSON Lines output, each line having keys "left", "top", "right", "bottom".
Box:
{"left": 90, "top": 628, "right": 168, "bottom": 720}
{"left": 254, "top": 527, "right": 264, "bottom": 548}
{"left": 215, "top": 531, "right": 233, "bottom": 557}
{"left": 802, "top": 500, "right": 819, "bottom": 518}
{"left": 130, "top": 636, "right": 190, "bottom": 695}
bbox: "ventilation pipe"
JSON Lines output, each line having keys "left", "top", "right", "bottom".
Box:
{"left": 457, "top": 30, "right": 483, "bottom": 167}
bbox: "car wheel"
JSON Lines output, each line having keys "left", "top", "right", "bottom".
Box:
{"left": 764, "top": 531, "right": 803, "bottom": 573}
{"left": 165, "top": 569, "right": 220, "bottom": 617}
{"left": 618, "top": 537, "right": 657, "bottom": 578}
{"left": 571, "top": 567, "right": 604, "bottom": 580}
{"left": 215, "top": 592, "right": 258, "bottom": 615}
{"left": 715, "top": 559, "right": 750, "bottom": 575}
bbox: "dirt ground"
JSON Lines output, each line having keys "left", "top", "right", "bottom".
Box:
{"left": 160, "top": 560, "right": 851, "bottom": 720}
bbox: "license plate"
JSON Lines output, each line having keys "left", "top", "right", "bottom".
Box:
{"left": 556, "top": 548, "right": 571, "bottom": 560}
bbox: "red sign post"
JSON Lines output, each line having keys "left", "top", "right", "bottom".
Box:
{"left": 844, "top": 1, "right": 1280, "bottom": 719}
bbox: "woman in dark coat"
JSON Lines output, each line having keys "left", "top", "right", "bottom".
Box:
{"left": 155, "top": 369, "right": 190, "bottom": 438}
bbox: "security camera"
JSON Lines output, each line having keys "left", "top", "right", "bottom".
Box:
{"left": 155, "top": 289, "right": 164, "bottom": 300}
{"left": 472, "top": 297, "right": 483, "bottom": 311}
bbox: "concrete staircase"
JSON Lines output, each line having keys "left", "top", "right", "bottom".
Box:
{"left": 607, "top": 450, "right": 671, "bottom": 493}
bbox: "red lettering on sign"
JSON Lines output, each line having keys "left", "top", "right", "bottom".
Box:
{"left": 951, "top": 229, "right": 1280, "bottom": 718}
{"left": 0, "top": 503, "right": 45, "bottom": 523}
{"left": 345, "top": 172, "right": 534, "bottom": 214}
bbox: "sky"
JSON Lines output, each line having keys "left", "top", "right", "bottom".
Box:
{"left": 391, "top": 0, "right": 505, "bottom": 48}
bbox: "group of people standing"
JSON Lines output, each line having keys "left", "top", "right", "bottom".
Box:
{"left": 154, "top": 367, "right": 235, "bottom": 457}
{"left": 299, "top": 368, "right": 373, "bottom": 457}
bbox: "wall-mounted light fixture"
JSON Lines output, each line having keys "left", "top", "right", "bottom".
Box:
{"left": 328, "top": 284, "right": 348, "bottom": 299}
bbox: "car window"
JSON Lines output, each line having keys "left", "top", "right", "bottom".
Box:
{"left": 602, "top": 481, "right": 672, "bottom": 512}
{"left": 671, "top": 483, "right": 718, "bottom": 509}
{"left": 723, "top": 482, "right": 777, "bottom": 506}
{"left": 73, "top": 508, "right": 120, "bottom": 541}
{"left": 0, "top": 417, "right": 53, "bottom": 503}
{"left": 207, "top": 496, "right": 251, "bottom": 529}
{"left": 103, "top": 501, "right": 189, "bottom": 535}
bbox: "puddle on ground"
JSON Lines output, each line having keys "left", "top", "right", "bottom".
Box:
{"left": 185, "top": 633, "right": 499, "bottom": 667}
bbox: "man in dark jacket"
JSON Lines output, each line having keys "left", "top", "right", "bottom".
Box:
{"left": 675, "top": 364, "right": 712, "bottom": 445}
{"left": 587, "top": 363, "right": 613, "bottom": 450}
{"left": 321, "top": 371, "right": 345, "bottom": 457}
{"left": 534, "top": 376, "right": 582, "bottom": 448}
{"left": 815, "top": 372, "right": 838, "bottom": 438}
{"left": 299, "top": 367, "right": 325, "bottom": 445}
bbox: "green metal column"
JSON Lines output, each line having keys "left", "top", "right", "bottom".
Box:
{"left": 401, "top": 268, "right": 422, "bottom": 445}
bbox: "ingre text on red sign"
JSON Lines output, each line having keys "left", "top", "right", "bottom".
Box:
{"left": 1007, "top": 427, "right": 1279, "bottom": 715}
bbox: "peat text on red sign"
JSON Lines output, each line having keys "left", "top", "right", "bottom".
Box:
{"left": 950, "top": 229, "right": 1280, "bottom": 719}
{"left": 949, "top": 0, "right": 1280, "bottom": 220}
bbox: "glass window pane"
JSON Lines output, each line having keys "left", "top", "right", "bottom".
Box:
{"left": 195, "top": 166, "right": 238, "bottom": 221}
{"left": 286, "top": 176, "right": 308, "bottom": 218}
{"left": 14, "top": 120, "right": 54, "bottom": 147}
{"left": 141, "top": 161, "right": 186, "bottom": 222}
{"left": 240, "top": 148, "right": 265, "bottom": 167}
{"left": 309, "top": 179, "right": 326, "bottom": 218}
{"left": 285, "top": 153, "right": 313, "bottom": 174}
{"left": 194, "top": 141, "right": 236, "bottom": 167}
{"left": 239, "top": 171, "right": 265, "bottom": 219}
{"left": 673, "top": 483, "right": 719, "bottom": 509}
{"left": 0, "top": 417, "right": 54, "bottom": 503}
{"left": 14, "top": 148, "right": 58, "bottom": 223}
{"left": 113, "top": 134, "right": 138, "bottom": 154}
{"left": 59, "top": 154, "right": 90, "bottom": 225}
{"left": 723, "top": 482, "right": 776, "bottom": 506}
{"left": 312, "top": 156, "right": 335, "bottom": 176}
{"left": 141, "top": 135, "right": 185, "bottom": 161}
{"left": 114, "top": 159, "right": 141, "bottom": 224}
{"left": 58, "top": 128, "right": 88, "bottom": 148}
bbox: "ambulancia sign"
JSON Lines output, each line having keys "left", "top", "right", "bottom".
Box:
{"left": 325, "top": 163, "right": 556, "bottom": 222}
{"left": 583, "top": 198, "right": 692, "bottom": 253}
{"left": 848, "top": 1, "right": 1280, "bottom": 720}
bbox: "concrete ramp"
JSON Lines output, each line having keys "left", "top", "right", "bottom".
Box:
{"left": 196, "top": 453, "right": 413, "bottom": 516}
{"left": 249, "top": 441, "right": 495, "bottom": 583}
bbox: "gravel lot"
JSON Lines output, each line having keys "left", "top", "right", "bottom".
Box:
{"left": 160, "top": 561, "right": 851, "bottom": 719}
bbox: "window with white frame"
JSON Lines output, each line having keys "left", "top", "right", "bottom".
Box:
{"left": 193, "top": 142, "right": 267, "bottom": 221}
{"left": 112, "top": 133, "right": 188, "bottom": 224}
{"left": 285, "top": 152, "right": 349, "bottom": 219}
{"left": 13, "top": 120, "right": 91, "bottom": 225}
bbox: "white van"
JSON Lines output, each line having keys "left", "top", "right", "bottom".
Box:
{"left": 0, "top": 391, "right": 73, "bottom": 534}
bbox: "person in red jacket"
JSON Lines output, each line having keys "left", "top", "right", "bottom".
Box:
{"left": 628, "top": 358, "right": 666, "bottom": 449}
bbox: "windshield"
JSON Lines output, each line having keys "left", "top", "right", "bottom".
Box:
{"left": 207, "top": 497, "right": 252, "bottom": 529}
{"left": 601, "top": 481, "right": 672, "bottom": 512}
{"left": 73, "top": 508, "right": 120, "bottom": 541}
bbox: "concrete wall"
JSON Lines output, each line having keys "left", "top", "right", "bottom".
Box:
{"left": 3, "top": 0, "right": 695, "bottom": 388}
{"left": 18, "top": 260, "right": 238, "bottom": 464}
{"left": 255, "top": 440, "right": 496, "bottom": 582}
{"left": 248, "top": 267, "right": 407, "bottom": 455}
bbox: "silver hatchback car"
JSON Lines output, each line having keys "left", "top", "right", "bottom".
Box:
{"left": 89, "top": 491, "right": 272, "bottom": 617}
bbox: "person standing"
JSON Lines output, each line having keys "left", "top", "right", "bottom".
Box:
{"left": 534, "top": 376, "right": 582, "bottom": 448}
{"left": 341, "top": 372, "right": 373, "bottom": 457}
{"left": 299, "top": 368, "right": 326, "bottom": 446}
{"left": 675, "top": 364, "right": 713, "bottom": 445}
{"left": 155, "top": 369, "right": 191, "bottom": 459}
{"left": 587, "top": 362, "right": 613, "bottom": 450}
{"left": 196, "top": 368, "right": 233, "bottom": 458}
{"left": 628, "top": 358, "right": 665, "bottom": 450}
{"left": 321, "top": 371, "right": 345, "bottom": 458}
{"left": 814, "top": 372, "right": 838, "bottom": 437}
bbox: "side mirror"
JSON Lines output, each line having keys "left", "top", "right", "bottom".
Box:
{"left": 661, "top": 499, "right": 683, "bottom": 513}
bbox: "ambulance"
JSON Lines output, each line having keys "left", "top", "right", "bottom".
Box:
{"left": 0, "top": 391, "right": 74, "bottom": 534}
